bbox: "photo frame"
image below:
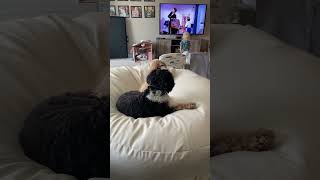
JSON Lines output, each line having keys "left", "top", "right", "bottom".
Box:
{"left": 118, "top": 5, "right": 130, "bottom": 17}
{"left": 131, "top": 6, "right": 142, "bottom": 18}
{"left": 144, "top": 6, "right": 155, "bottom": 18}
{"left": 110, "top": 5, "right": 117, "bottom": 16}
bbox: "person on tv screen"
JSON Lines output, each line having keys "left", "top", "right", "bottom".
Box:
{"left": 168, "top": 8, "right": 179, "bottom": 34}
{"left": 185, "top": 17, "right": 192, "bottom": 33}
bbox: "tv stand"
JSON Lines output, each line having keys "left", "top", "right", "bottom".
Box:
{"left": 156, "top": 37, "right": 208, "bottom": 58}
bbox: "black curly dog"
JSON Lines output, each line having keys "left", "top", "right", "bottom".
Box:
{"left": 19, "top": 92, "right": 109, "bottom": 180}
{"left": 116, "top": 69, "right": 196, "bottom": 119}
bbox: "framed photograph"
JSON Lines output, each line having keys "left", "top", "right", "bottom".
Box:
{"left": 118, "top": 5, "right": 130, "bottom": 17}
{"left": 131, "top": 6, "right": 142, "bottom": 18}
{"left": 110, "top": 5, "right": 116, "bottom": 16}
{"left": 144, "top": 6, "right": 155, "bottom": 18}
{"left": 144, "top": 0, "right": 155, "bottom": 2}
{"left": 79, "top": 0, "right": 96, "bottom": 3}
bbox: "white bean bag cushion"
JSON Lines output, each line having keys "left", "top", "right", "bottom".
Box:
{"left": 0, "top": 13, "right": 107, "bottom": 180}
{"left": 110, "top": 66, "right": 210, "bottom": 180}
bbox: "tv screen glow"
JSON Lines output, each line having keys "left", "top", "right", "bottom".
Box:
{"left": 160, "top": 3, "right": 207, "bottom": 35}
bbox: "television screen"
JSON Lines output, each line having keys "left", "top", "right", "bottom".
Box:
{"left": 160, "top": 3, "right": 207, "bottom": 35}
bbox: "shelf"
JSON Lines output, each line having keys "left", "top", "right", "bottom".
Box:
{"left": 157, "top": 37, "right": 208, "bottom": 58}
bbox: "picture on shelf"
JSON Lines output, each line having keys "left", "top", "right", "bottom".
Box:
{"left": 118, "top": 5, "right": 130, "bottom": 17}
{"left": 110, "top": 5, "right": 116, "bottom": 16}
{"left": 131, "top": 6, "right": 142, "bottom": 18}
{"left": 144, "top": 6, "right": 155, "bottom": 18}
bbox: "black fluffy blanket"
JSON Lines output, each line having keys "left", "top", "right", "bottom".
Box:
{"left": 19, "top": 91, "right": 109, "bottom": 180}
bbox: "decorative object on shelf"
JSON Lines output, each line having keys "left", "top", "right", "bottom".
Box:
{"left": 144, "top": 0, "right": 155, "bottom": 2}
{"left": 79, "top": 0, "right": 96, "bottom": 3}
{"left": 118, "top": 5, "right": 130, "bottom": 17}
{"left": 144, "top": 6, "right": 155, "bottom": 18}
{"left": 131, "top": 6, "right": 142, "bottom": 18}
{"left": 132, "top": 40, "right": 153, "bottom": 62}
{"left": 110, "top": 5, "right": 117, "bottom": 16}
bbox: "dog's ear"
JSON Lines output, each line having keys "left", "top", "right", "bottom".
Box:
{"left": 146, "top": 69, "right": 155, "bottom": 85}
{"left": 163, "top": 71, "right": 175, "bottom": 92}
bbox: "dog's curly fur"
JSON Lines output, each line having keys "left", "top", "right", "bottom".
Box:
{"left": 19, "top": 92, "right": 109, "bottom": 180}
{"left": 211, "top": 129, "right": 275, "bottom": 156}
{"left": 139, "top": 59, "right": 175, "bottom": 92}
{"left": 117, "top": 69, "right": 177, "bottom": 118}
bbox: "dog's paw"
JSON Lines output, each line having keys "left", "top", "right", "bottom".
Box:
{"left": 185, "top": 103, "right": 197, "bottom": 109}
{"left": 247, "top": 129, "right": 275, "bottom": 151}
{"left": 174, "top": 103, "right": 197, "bottom": 110}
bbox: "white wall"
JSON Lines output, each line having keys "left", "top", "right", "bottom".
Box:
{"left": 0, "top": 0, "right": 96, "bottom": 21}
{"left": 111, "top": 0, "right": 210, "bottom": 49}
